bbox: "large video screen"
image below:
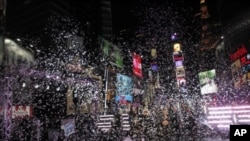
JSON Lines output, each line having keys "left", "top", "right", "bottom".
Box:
{"left": 116, "top": 73, "right": 133, "bottom": 103}
{"left": 198, "top": 69, "right": 218, "bottom": 95}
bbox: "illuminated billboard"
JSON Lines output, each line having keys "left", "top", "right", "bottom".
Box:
{"left": 116, "top": 74, "right": 133, "bottom": 104}
{"left": 229, "top": 44, "right": 248, "bottom": 62}
{"left": 240, "top": 53, "right": 250, "bottom": 66}
{"left": 229, "top": 44, "right": 250, "bottom": 87}
{"left": 177, "top": 76, "right": 187, "bottom": 93}
{"left": 173, "top": 51, "right": 184, "bottom": 61}
{"left": 173, "top": 43, "right": 182, "bottom": 52}
{"left": 151, "top": 62, "right": 158, "bottom": 71}
{"left": 176, "top": 66, "right": 185, "bottom": 77}
{"left": 133, "top": 53, "right": 143, "bottom": 78}
{"left": 151, "top": 48, "right": 157, "bottom": 58}
{"left": 231, "top": 59, "right": 247, "bottom": 88}
{"left": 198, "top": 69, "right": 218, "bottom": 95}
{"left": 175, "top": 60, "right": 183, "bottom": 67}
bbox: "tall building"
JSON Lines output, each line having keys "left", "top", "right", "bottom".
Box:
{"left": 5, "top": 0, "right": 74, "bottom": 37}
{"left": 198, "top": 0, "right": 221, "bottom": 71}
{"left": 217, "top": 0, "right": 250, "bottom": 88}
{"left": 100, "top": 0, "right": 112, "bottom": 41}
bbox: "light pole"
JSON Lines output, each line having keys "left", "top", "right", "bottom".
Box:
{"left": 104, "top": 64, "right": 109, "bottom": 115}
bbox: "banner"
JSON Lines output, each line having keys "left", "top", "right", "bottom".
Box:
{"left": 101, "top": 37, "right": 123, "bottom": 68}
{"left": 229, "top": 44, "right": 250, "bottom": 87}
{"left": 198, "top": 69, "right": 218, "bottom": 95}
{"left": 66, "top": 86, "right": 75, "bottom": 115}
{"left": 173, "top": 43, "right": 182, "bottom": 52}
{"left": 12, "top": 106, "right": 32, "bottom": 119}
{"left": 106, "top": 70, "right": 116, "bottom": 102}
{"left": 133, "top": 53, "right": 143, "bottom": 78}
{"left": 151, "top": 48, "right": 157, "bottom": 58}
{"left": 176, "top": 66, "right": 185, "bottom": 77}
{"left": 102, "top": 39, "right": 110, "bottom": 57}
{"left": 61, "top": 119, "right": 75, "bottom": 137}
{"left": 231, "top": 59, "right": 247, "bottom": 88}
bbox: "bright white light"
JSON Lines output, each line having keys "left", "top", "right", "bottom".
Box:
{"left": 207, "top": 115, "right": 231, "bottom": 119}
{"left": 22, "top": 82, "right": 26, "bottom": 87}
{"left": 208, "top": 107, "right": 232, "bottom": 110}
{"left": 237, "top": 115, "right": 250, "bottom": 118}
{"left": 56, "top": 87, "right": 60, "bottom": 91}
{"left": 208, "top": 105, "right": 250, "bottom": 111}
{"left": 16, "top": 38, "right": 21, "bottom": 41}
{"left": 207, "top": 120, "right": 232, "bottom": 124}
{"left": 209, "top": 110, "right": 250, "bottom": 114}
{"left": 238, "top": 119, "right": 250, "bottom": 123}
{"left": 217, "top": 124, "right": 230, "bottom": 128}
{"left": 34, "top": 84, "right": 39, "bottom": 88}
{"left": 233, "top": 114, "right": 237, "bottom": 124}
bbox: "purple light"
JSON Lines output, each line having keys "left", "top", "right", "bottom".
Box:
{"left": 171, "top": 35, "right": 176, "bottom": 40}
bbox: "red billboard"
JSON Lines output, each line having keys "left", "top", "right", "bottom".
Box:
{"left": 12, "top": 106, "right": 32, "bottom": 119}
{"left": 133, "top": 53, "right": 143, "bottom": 78}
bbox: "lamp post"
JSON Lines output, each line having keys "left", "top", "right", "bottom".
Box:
{"left": 104, "top": 64, "right": 109, "bottom": 115}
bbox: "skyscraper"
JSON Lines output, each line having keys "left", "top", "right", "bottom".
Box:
{"left": 6, "top": 0, "right": 74, "bottom": 37}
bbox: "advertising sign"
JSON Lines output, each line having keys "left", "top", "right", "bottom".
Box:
{"left": 133, "top": 53, "right": 143, "bottom": 78}
{"left": 173, "top": 51, "right": 184, "bottom": 61}
{"left": 198, "top": 69, "right": 218, "bottom": 95}
{"left": 66, "top": 87, "right": 75, "bottom": 115}
{"left": 177, "top": 77, "right": 187, "bottom": 93}
{"left": 61, "top": 119, "right": 75, "bottom": 137}
{"left": 176, "top": 66, "right": 185, "bottom": 77}
{"left": 229, "top": 44, "right": 248, "bottom": 62}
{"left": 240, "top": 53, "right": 250, "bottom": 66}
{"left": 151, "top": 62, "right": 158, "bottom": 71}
{"left": 177, "top": 76, "right": 186, "bottom": 87}
{"left": 12, "top": 106, "right": 32, "bottom": 119}
{"left": 116, "top": 74, "right": 133, "bottom": 104}
{"left": 151, "top": 48, "right": 157, "bottom": 58}
{"left": 173, "top": 43, "right": 182, "bottom": 52}
{"left": 231, "top": 59, "right": 247, "bottom": 88}
{"left": 101, "top": 37, "right": 123, "bottom": 68}
{"left": 175, "top": 60, "right": 183, "bottom": 67}
{"left": 106, "top": 70, "right": 116, "bottom": 102}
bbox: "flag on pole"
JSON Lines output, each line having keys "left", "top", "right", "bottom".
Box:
{"left": 100, "top": 37, "right": 123, "bottom": 68}
{"left": 114, "top": 49, "right": 123, "bottom": 68}
{"left": 102, "top": 39, "right": 110, "bottom": 57}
